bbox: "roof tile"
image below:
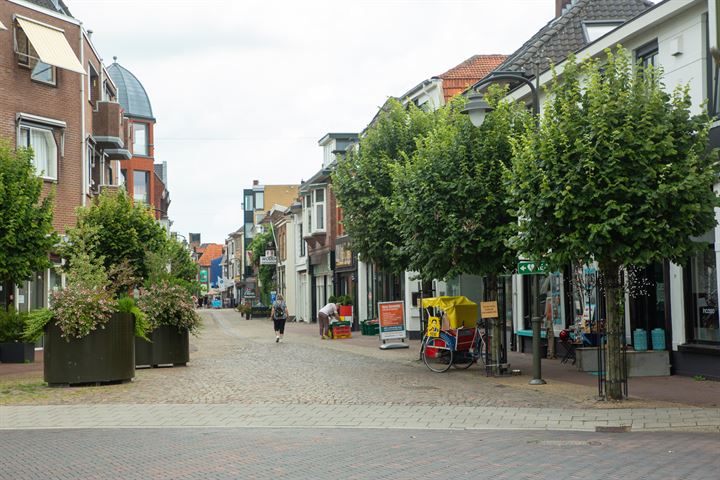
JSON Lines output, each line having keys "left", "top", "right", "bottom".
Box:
{"left": 198, "top": 243, "right": 223, "bottom": 267}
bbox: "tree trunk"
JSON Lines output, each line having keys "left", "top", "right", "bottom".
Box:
{"left": 600, "top": 261, "right": 624, "bottom": 400}
{"left": 487, "top": 274, "right": 502, "bottom": 375}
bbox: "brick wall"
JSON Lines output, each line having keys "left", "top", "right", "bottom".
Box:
{"left": 0, "top": 2, "right": 104, "bottom": 234}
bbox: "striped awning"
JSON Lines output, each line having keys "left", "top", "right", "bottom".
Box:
{"left": 15, "top": 16, "right": 84, "bottom": 74}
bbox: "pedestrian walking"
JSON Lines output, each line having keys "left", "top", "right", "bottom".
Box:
{"left": 270, "top": 294, "right": 289, "bottom": 343}
{"left": 317, "top": 302, "right": 339, "bottom": 339}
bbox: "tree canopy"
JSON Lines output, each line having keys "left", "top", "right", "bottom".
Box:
{"left": 0, "top": 142, "right": 57, "bottom": 290}
{"left": 391, "top": 94, "right": 529, "bottom": 281}
{"left": 333, "top": 98, "right": 440, "bottom": 273}
{"left": 511, "top": 47, "right": 720, "bottom": 271}
{"left": 63, "top": 190, "right": 167, "bottom": 281}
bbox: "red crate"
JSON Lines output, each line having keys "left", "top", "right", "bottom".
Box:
{"left": 332, "top": 325, "right": 352, "bottom": 338}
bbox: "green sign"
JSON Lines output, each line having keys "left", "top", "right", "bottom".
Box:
{"left": 518, "top": 260, "right": 548, "bottom": 275}
{"left": 199, "top": 269, "right": 208, "bottom": 283}
{"left": 200, "top": 284, "right": 208, "bottom": 294}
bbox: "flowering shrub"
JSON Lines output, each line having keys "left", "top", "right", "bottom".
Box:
{"left": 50, "top": 283, "right": 115, "bottom": 340}
{"left": 138, "top": 282, "right": 200, "bottom": 333}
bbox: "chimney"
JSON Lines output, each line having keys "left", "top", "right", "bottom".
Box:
{"left": 252, "top": 179, "right": 259, "bottom": 186}
{"left": 556, "top": 0, "right": 572, "bottom": 17}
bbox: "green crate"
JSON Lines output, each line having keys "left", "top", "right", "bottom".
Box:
{"left": 361, "top": 320, "right": 379, "bottom": 336}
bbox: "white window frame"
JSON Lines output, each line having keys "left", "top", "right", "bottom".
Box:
{"left": 314, "top": 188, "right": 326, "bottom": 232}
{"left": 17, "top": 122, "right": 58, "bottom": 180}
{"left": 132, "top": 122, "right": 149, "bottom": 156}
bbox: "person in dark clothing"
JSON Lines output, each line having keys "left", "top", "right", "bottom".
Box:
{"left": 270, "top": 294, "right": 289, "bottom": 343}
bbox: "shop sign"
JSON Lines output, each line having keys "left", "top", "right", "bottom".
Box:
{"left": 243, "top": 288, "right": 256, "bottom": 299}
{"left": 199, "top": 269, "right": 208, "bottom": 283}
{"left": 378, "top": 301, "right": 406, "bottom": 340}
{"left": 480, "top": 301, "right": 498, "bottom": 319}
{"left": 518, "top": 260, "right": 548, "bottom": 275}
{"left": 200, "top": 284, "right": 208, "bottom": 294}
{"left": 260, "top": 256, "right": 277, "bottom": 265}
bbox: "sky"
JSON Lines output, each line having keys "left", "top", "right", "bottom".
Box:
{"left": 69, "top": 0, "right": 555, "bottom": 244}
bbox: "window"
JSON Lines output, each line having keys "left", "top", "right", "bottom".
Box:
{"left": 133, "top": 123, "right": 148, "bottom": 156}
{"left": 582, "top": 21, "right": 622, "bottom": 43}
{"left": 256, "top": 191, "right": 264, "bottom": 210}
{"left": 133, "top": 170, "right": 149, "bottom": 203}
{"left": 120, "top": 169, "right": 127, "bottom": 187}
{"left": 88, "top": 63, "right": 99, "bottom": 103}
{"left": 636, "top": 40, "right": 659, "bottom": 71}
{"left": 314, "top": 189, "right": 325, "bottom": 231}
{"left": 18, "top": 124, "right": 57, "bottom": 179}
{"left": 15, "top": 27, "right": 56, "bottom": 85}
{"left": 685, "top": 248, "right": 720, "bottom": 344}
{"left": 244, "top": 193, "right": 254, "bottom": 211}
{"left": 298, "top": 221, "right": 305, "bottom": 257}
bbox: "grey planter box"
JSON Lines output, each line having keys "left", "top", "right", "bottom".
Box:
{"left": 44, "top": 312, "right": 135, "bottom": 386}
{"left": 577, "top": 347, "right": 671, "bottom": 376}
{"left": 135, "top": 325, "right": 189, "bottom": 367}
{"left": 0, "top": 342, "right": 35, "bottom": 363}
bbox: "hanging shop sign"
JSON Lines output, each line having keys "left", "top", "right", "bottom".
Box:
{"left": 260, "top": 255, "right": 277, "bottom": 265}
{"left": 518, "top": 260, "right": 548, "bottom": 275}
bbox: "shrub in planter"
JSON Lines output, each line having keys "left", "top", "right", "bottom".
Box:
{"left": 136, "top": 282, "right": 200, "bottom": 367}
{"left": 23, "top": 249, "right": 138, "bottom": 385}
{"left": 0, "top": 307, "right": 35, "bottom": 363}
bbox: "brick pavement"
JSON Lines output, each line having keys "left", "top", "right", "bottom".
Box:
{"left": 0, "top": 428, "right": 718, "bottom": 480}
{"left": 0, "top": 309, "right": 718, "bottom": 433}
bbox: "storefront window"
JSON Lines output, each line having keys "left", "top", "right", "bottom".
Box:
{"left": 686, "top": 249, "right": 720, "bottom": 344}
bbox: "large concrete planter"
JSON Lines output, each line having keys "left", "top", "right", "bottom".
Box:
{"left": 0, "top": 342, "right": 35, "bottom": 363}
{"left": 44, "top": 312, "right": 135, "bottom": 386}
{"left": 135, "top": 325, "right": 189, "bottom": 367}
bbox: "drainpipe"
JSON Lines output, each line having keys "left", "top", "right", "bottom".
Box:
{"left": 79, "top": 22, "right": 86, "bottom": 206}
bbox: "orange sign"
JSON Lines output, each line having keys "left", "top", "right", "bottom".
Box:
{"left": 378, "top": 301, "right": 406, "bottom": 340}
{"left": 481, "top": 301, "right": 499, "bottom": 319}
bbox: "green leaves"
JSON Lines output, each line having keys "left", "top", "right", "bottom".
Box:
{"left": 63, "top": 190, "right": 167, "bottom": 282}
{"left": 333, "top": 99, "right": 441, "bottom": 273}
{"left": 0, "top": 141, "right": 58, "bottom": 286}
{"left": 391, "top": 95, "right": 530, "bottom": 281}
{"left": 510, "top": 46, "right": 720, "bottom": 271}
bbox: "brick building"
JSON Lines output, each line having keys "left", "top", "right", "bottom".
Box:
{"left": 0, "top": 0, "right": 129, "bottom": 310}
{"left": 107, "top": 60, "right": 170, "bottom": 229}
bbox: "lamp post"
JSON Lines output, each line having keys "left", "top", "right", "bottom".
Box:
{"left": 462, "top": 70, "right": 545, "bottom": 385}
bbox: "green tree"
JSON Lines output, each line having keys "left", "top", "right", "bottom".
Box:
{"left": 511, "top": 47, "right": 720, "bottom": 399}
{"left": 64, "top": 190, "right": 167, "bottom": 281}
{"left": 248, "top": 228, "right": 275, "bottom": 304}
{"left": 333, "top": 99, "right": 439, "bottom": 274}
{"left": 0, "top": 141, "right": 58, "bottom": 307}
{"left": 391, "top": 94, "right": 529, "bottom": 369}
{"left": 145, "top": 237, "right": 199, "bottom": 292}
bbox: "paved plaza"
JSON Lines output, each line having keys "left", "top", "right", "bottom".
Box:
{"left": 1, "top": 428, "right": 718, "bottom": 480}
{"left": 1, "top": 309, "right": 719, "bottom": 433}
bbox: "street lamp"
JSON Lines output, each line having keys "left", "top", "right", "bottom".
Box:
{"left": 462, "top": 70, "right": 545, "bottom": 386}
{"left": 462, "top": 71, "right": 540, "bottom": 127}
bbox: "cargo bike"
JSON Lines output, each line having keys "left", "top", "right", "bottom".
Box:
{"left": 420, "top": 296, "right": 494, "bottom": 373}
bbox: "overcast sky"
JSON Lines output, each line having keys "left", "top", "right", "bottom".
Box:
{"left": 70, "top": 0, "right": 555, "bottom": 244}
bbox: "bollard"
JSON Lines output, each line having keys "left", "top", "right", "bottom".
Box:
{"left": 530, "top": 316, "right": 547, "bottom": 385}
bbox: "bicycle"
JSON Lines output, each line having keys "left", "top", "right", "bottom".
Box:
{"left": 420, "top": 320, "right": 491, "bottom": 373}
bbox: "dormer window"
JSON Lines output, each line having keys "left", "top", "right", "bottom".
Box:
{"left": 582, "top": 21, "right": 623, "bottom": 43}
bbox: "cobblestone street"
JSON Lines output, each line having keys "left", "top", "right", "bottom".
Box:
{"left": 2, "top": 309, "right": 600, "bottom": 408}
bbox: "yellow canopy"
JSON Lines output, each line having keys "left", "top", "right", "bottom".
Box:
{"left": 421, "top": 296, "right": 477, "bottom": 329}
